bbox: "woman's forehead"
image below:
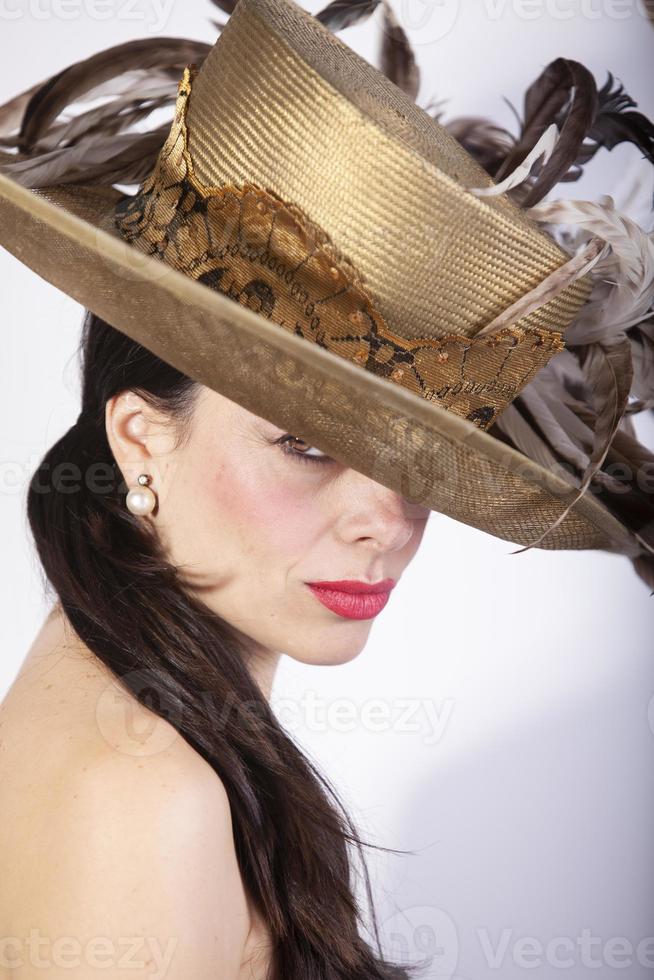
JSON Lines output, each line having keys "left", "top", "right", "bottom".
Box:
{"left": 199, "top": 386, "right": 285, "bottom": 435}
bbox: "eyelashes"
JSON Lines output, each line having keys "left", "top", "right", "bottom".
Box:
{"left": 274, "top": 433, "right": 333, "bottom": 465}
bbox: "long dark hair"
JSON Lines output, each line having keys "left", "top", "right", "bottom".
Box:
{"left": 26, "top": 310, "right": 426, "bottom": 980}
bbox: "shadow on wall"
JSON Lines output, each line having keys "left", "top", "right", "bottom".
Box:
{"left": 377, "top": 668, "right": 654, "bottom": 980}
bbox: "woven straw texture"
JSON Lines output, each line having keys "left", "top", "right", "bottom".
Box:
{"left": 185, "top": 0, "right": 591, "bottom": 342}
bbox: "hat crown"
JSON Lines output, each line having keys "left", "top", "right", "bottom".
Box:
{"left": 181, "top": 0, "right": 590, "bottom": 344}
{"left": 114, "top": 59, "right": 571, "bottom": 432}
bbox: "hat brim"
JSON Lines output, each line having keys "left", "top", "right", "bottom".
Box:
{"left": 0, "top": 169, "right": 640, "bottom": 557}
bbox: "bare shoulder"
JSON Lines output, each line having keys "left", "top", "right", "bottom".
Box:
{"left": 4, "top": 737, "right": 252, "bottom": 979}
{"left": 0, "top": 607, "right": 253, "bottom": 978}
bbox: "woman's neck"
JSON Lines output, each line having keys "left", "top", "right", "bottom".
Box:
{"left": 46, "top": 599, "right": 281, "bottom": 701}
{"left": 240, "top": 641, "right": 281, "bottom": 701}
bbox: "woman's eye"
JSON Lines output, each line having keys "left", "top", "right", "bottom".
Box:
{"left": 275, "top": 433, "right": 332, "bottom": 465}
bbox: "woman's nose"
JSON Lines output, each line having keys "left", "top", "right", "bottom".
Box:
{"left": 333, "top": 469, "right": 429, "bottom": 552}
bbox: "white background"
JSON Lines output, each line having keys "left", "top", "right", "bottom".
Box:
{"left": 1, "top": 1, "right": 653, "bottom": 977}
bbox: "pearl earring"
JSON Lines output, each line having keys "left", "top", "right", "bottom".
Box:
{"left": 125, "top": 473, "right": 157, "bottom": 516}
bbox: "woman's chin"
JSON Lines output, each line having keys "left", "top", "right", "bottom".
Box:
{"left": 288, "top": 625, "right": 372, "bottom": 667}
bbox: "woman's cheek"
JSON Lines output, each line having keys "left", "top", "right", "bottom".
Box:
{"left": 203, "top": 458, "right": 309, "bottom": 542}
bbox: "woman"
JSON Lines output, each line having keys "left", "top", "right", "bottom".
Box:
{"left": 0, "top": 0, "right": 653, "bottom": 974}
{"left": 0, "top": 311, "right": 429, "bottom": 978}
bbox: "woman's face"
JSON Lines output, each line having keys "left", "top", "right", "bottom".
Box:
{"left": 111, "top": 386, "right": 430, "bottom": 674}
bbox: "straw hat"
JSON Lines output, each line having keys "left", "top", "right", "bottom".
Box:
{"left": 1, "top": 0, "right": 653, "bottom": 588}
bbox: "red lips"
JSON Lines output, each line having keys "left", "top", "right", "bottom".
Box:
{"left": 305, "top": 579, "right": 396, "bottom": 620}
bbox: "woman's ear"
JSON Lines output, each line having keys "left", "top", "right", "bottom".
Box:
{"left": 105, "top": 390, "right": 173, "bottom": 491}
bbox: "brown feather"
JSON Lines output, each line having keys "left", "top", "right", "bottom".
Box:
{"left": 627, "top": 317, "right": 654, "bottom": 413}
{"left": 207, "top": 0, "right": 238, "bottom": 14}
{"left": 0, "top": 37, "right": 212, "bottom": 189}
{"left": 314, "top": 0, "right": 380, "bottom": 32}
{"left": 17, "top": 38, "right": 210, "bottom": 152}
{"left": 589, "top": 71, "right": 654, "bottom": 168}
{"left": 493, "top": 58, "right": 598, "bottom": 207}
{"left": 1, "top": 127, "right": 171, "bottom": 188}
{"left": 28, "top": 91, "right": 173, "bottom": 154}
{"left": 0, "top": 79, "right": 46, "bottom": 140}
{"left": 444, "top": 116, "right": 515, "bottom": 176}
{"left": 378, "top": 0, "right": 420, "bottom": 101}
{"left": 509, "top": 336, "right": 636, "bottom": 553}
{"left": 632, "top": 556, "right": 654, "bottom": 595}
{"left": 600, "top": 423, "right": 654, "bottom": 545}
{"left": 491, "top": 401, "right": 572, "bottom": 476}
{"left": 516, "top": 384, "right": 593, "bottom": 476}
